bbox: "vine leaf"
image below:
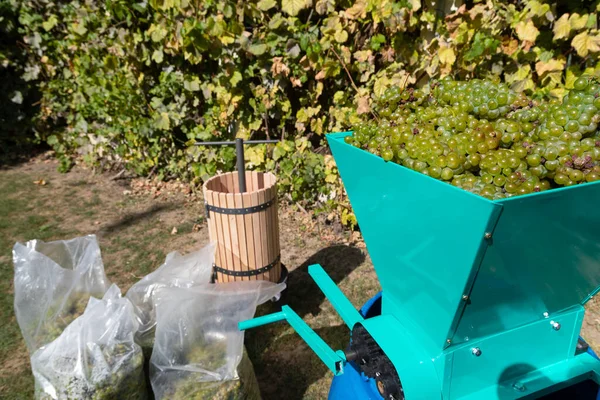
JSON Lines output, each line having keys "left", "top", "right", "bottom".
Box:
{"left": 439, "top": 47, "right": 456, "bottom": 66}
{"left": 257, "top": 0, "right": 277, "bottom": 11}
{"left": 553, "top": 14, "right": 571, "bottom": 40}
{"left": 572, "top": 31, "right": 600, "bottom": 57}
{"left": 515, "top": 20, "right": 539, "bottom": 43}
{"left": 281, "top": 0, "right": 308, "bottom": 16}
{"left": 535, "top": 58, "right": 565, "bottom": 76}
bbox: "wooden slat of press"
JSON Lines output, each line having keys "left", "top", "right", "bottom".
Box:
{"left": 226, "top": 192, "right": 241, "bottom": 281}
{"left": 265, "top": 174, "right": 275, "bottom": 282}
{"left": 257, "top": 185, "right": 271, "bottom": 282}
{"left": 232, "top": 171, "right": 240, "bottom": 194}
{"left": 251, "top": 173, "right": 265, "bottom": 281}
{"left": 269, "top": 174, "right": 281, "bottom": 282}
{"left": 219, "top": 191, "right": 234, "bottom": 283}
{"left": 242, "top": 190, "right": 256, "bottom": 281}
{"left": 217, "top": 175, "right": 231, "bottom": 283}
{"left": 210, "top": 191, "right": 225, "bottom": 283}
{"left": 234, "top": 191, "right": 249, "bottom": 281}
{"left": 226, "top": 172, "right": 235, "bottom": 194}
{"left": 246, "top": 171, "right": 254, "bottom": 192}
{"left": 265, "top": 184, "right": 276, "bottom": 282}
{"left": 202, "top": 186, "right": 215, "bottom": 281}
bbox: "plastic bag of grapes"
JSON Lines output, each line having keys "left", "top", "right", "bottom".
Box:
{"left": 125, "top": 243, "right": 216, "bottom": 352}
{"left": 31, "top": 284, "right": 147, "bottom": 400}
{"left": 13, "top": 235, "right": 111, "bottom": 353}
{"left": 150, "top": 281, "right": 285, "bottom": 399}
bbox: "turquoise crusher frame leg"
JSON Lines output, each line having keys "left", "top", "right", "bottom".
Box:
{"left": 239, "top": 264, "right": 362, "bottom": 376}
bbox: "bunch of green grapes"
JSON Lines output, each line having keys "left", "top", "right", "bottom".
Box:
{"left": 345, "top": 76, "right": 600, "bottom": 200}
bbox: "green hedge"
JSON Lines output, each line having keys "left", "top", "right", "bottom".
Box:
{"left": 3, "top": 0, "right": 600, "bottom": 222}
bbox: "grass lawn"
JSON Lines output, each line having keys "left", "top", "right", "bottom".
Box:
{"left": 0, "top": 154, "right": 379, "bottom": 399}
{"left": 1, "top": 154, "right": 600, "bottom": 399}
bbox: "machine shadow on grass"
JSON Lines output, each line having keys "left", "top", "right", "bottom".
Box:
{"left": 246, "top": 244, "right": 366, "bottom": 400}
{"left": 97, "top": 203, "right": 178, "bottom": 236}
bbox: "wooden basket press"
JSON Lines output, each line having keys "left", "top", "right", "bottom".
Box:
{"left": 203, "top": 171, "right": 281, "bottom": 283}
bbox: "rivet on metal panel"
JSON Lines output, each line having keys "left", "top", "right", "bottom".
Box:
{"left": 543, "top": 312, "right": 549, "bottom": 318}
{"left": 484, "top": 232, "right": 492, "bottom": 239}
{"left": 471, "top": 347, "right": 482, "bottom": 357}
{"left": 446, "top": 339, "right": 452, "bottom": 344}
{"left": 513, "top": 381, "right": 526, "bottom": 392}
{"left": 462, "top": 294, "right": 469, "bottom": 301}
{"left": 550, "top": 320, "right": 561, "bottom": 331}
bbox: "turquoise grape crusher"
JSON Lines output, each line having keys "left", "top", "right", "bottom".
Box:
{"left": 239, "top": 132, "right": 600, "bottom": 399}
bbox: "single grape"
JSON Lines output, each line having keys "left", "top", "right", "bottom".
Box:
{"left": 441, "top": 168, "right": 454, "bottom": 180}
{"left": 574, "top": 77, "right": 589, "bottom": 91}
{"left": 381, "top": 148, "right": 394, "bottom": 161}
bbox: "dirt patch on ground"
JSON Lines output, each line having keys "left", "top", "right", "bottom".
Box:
{"left": 1, "top": 155, "right": 600, "bottom": 400}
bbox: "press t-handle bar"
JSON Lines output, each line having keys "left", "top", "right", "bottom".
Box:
{"left": 239, "top": 305, "right": 347, "bottom": 376}
{"left": 195, "top": 139, "right": 280, "bottom": 193}
{"left": 238, "top": 264, "right": 365, "bottom": 376}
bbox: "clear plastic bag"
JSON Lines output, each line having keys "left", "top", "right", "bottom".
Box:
{"left": 31, "top": 284, "right": 147, "bottom": 400}
{"left": 13, "top": 235, "right": 111, "bottom": 353}
{"left": 125, "top": 243, "right": 216, "bottom": 349}
{"left": 150, "top": 281, "right": 285, "bottom": 400}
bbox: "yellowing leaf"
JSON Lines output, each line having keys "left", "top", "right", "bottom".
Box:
{"left": 345, "top": 0, "right": 367, "bottom": 19}
{"left": 571, "top": 31, "right": 600, "bottom": 57}
{"left": 281, "top": 0, "right": 308, "bottom": 16}
{"left": 149, "top": 24, "right": 167, "bottom": 42}
{"left": 373, "top": 76, "right": 390, "bottom": 98}
{"left": 526, "top": 0, "right": 549, "bottom": 18}
{"left": 316, "top": 0, "right": 335, "bottom": 15}
{"left": 72, "top": 22, "right": 87, "bottom": 36}
{"left": 245, "top": 146, "right": 265, "bottom": 167}
{"left": 535, "top": 58, "right": 566, "bottom": 75}
{"left": 248, "top": 43, "right": 268, "bottom": 55}
{"left": 155, "top": 112, "right": 170, "bottom": 130}
{"left": 334, "top": 30, "right": 348, "bottom": 43}
{"left": 505, "top": 64, "right": 531, "bottom": 86}
{"left": 565, "top": 67, "right": 578, "bottom": 89}
{"left": 354, "top": 50, "right": 372, "bottom": 62}
{"left": 439, "top": 47, "right": 456, "bottom": 66}
{"left": 42, "top": 15, "right": 58, "bottom": 31}
{"left": 356, "top": 96, "right": 370, "bottom": 115}
{"left": 553, "top": 14, "right": 571, "bottom": 40}
{"left": 152, "top": 49, "right": 164, "bottom": 63}
{"left": 410, "top": 0, "right": 421, "bottom": 11}
{"left": 257, "top": 0, "right": 277, "bottom": 11}
{"left": 515, "top": 20, "right": 539, "bottom": 43}
{"left": 325, "top": 174, "right": 338, "bottom": 183}
{"left": 230, "top": 71, "right": 243, "bottom": 86}
{"left": 549, "top": 88, "right": 567, "bottom": 99}
{"left": 569, "top": 13, "right": 588, "bottom": 30}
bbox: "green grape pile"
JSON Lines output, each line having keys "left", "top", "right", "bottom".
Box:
{"left": 346, "top": 77, "right": 600, "bottom": 200}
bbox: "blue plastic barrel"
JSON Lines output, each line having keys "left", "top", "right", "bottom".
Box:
{"left": 328, "top": 292, "right": 600, "bottom": 400}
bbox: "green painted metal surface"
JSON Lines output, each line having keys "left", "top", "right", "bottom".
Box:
{"left": 239, "top": 131, "right": 600, "bottom": 399}
{"left": 454, "top": 183, "right": 600, "bottom": 344}
{"left": 308, "top": 264, "right": 364, "bottom": 329}
{"left": 327, "top": 132, "right": 503, "bottom": 350}
{"left": 327, "top": 131, "right": 600, "bottom": 349}
{"left": 239, "top": 263, "right": 600, "bottom": 399}
{"left": 361, "top": 315, "right": 442, "bottom": 399}
{"left": 448, "top": 306, "right": 586, "bottom": 399}
{"left": 239, "top": 303, "right": 346, "bottom": 376}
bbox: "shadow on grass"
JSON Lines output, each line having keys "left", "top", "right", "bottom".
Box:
{"left": 97, "top": 203, "right": 179, "bottom": 236}
{"left": 247, "top": 244, "right": 365, "bottom": 400}
{"left": 282, "top": 245, "right": 366, "bottom": 319}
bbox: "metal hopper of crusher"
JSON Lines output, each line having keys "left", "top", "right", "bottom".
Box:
{"left": 239, "top": 131, "right": 600, "bottom": 400}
